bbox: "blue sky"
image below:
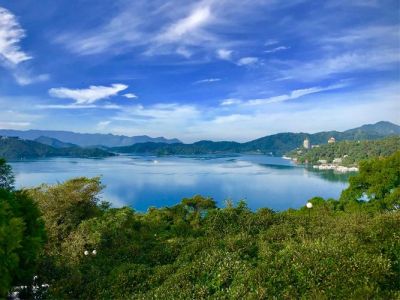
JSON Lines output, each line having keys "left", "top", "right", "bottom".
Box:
{"left": 0, "top": 0, "right": 399, "bottom": 142}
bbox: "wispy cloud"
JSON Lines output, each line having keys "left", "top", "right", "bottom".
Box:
{"left": 13, "top": 72, "right": 49, "bottom": 86}
{"left": 36, "top": 103, "right": 122, "bottom": 110}
{"left": 264, "top": 39, "right": 279, "bottom": 46}
{"left": 156, "top": 5, "right": 212, "bottom": 43}
{"left": 55, "top": 1, "right": 270, "bottom": 61}
{"left": 220, "top": 98, "right": 242, "bottom": 106}
{"left": 48, "top": 84, "right": 128, "bottom": 104}
{"left": 0, "top": 6, "right": 49, "bottom": 86}
{"left": 264, "top": 46, "right": 290, "bottom": 53}
{"left": 97, "top": 120, "right": 111, "bottom": 130}
{"left": 123, "top": 93, "right": 138, "bottom": 99}
{"left": 237, "top": 57, "right": 259, "bottom": 66}
{"left": 0, "top": 7, "right": 32, "bottom": 66}
{"left": 216, "top": 49, "right": 232, "bottom": 60}
{"left": 282, "top": 49, "right": 400, "bottom": 81}
{"left": 194, "top": 78, "right": 221, "bottom": 84}
{"left": 246, "top": 83, "right": 347, "bottom": 105}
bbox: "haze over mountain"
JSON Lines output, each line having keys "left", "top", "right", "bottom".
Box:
{"left": 113, "top": 121, "right": 400, "bottom": 156}
{"left": 0, "top": 136, "right": 114, "bottom": 160}
{"left": 0, "top": 129, "right": 181, "bottom": 147}
{"left": 34, "top": 136, "right": 77, "bottom": 148}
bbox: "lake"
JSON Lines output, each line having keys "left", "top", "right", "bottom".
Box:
{"left": 10, "top": 155, "right": 351, "bottom": 211}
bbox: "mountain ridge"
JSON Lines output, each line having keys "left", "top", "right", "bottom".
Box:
{"left": 0, "top": 136, "right": 115, "bottom": 160}
{"left": 0, "top": 129, "right": 181, "bottom": 147}
{"left": 113, "top": 121, "right": 400, "bottom": 156}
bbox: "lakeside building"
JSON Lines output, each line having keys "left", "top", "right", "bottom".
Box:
{"left": 328, "top": 137, "right": 336, "bottom": 144}
{"left": 303, "top": 138, "right": 311, "bottom": 149}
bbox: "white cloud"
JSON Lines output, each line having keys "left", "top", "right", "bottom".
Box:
{"left": 220, "top": 98, "right": 242, "bottom": 106}
{"left": 175, "top": 46, "right": 193, "bottom": 58}
{"left": 264, "top": 39, "right": 279, "bottom": 46}
{"left": 157, "top": 5, "right": 212, "bottom": 42}
{"left": 282, "top": 49, "right": 400, "bottom": 81}
{"left": 237, "top": 56, "right": 259, "bottom": 66}
{"left": 217, "top": 49, "right": 232, "bottom": 60}
{"left": 194, "top": 78, "right": 221, "bottom": 84}
{"left": 0, "top": 121, "right": 30, "bottom": 128}
{"left": 36, "top": 103, "right": 122, "bottom": 110}
{"left": 123, "top": 93, "right": 138, "bottom": 99}
{"left": 97, "top": 120, "right": 111, "bottom": 130}
{"left": 264, "top": 46, "right": 290, "bottom": 53}
{"left": 0, "top": 7, "right": 32, "bottom": 66}
{"left": 48, "top": 84, "right": 128, "bottom": 104}
{"left": 246, "top": 83, "right": 346, "bottom": 105}
{"left": 14, "top": 72, "right": 49, "bottom": 86}
{"left": 213, "top": 114, "right": 251, "bottom": 124}
{"left": 100, "top": 83, "right": 399, "bottom": 143}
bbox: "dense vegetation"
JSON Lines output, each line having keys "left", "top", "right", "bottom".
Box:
{"left": 0, "top": 151, "right": 398, "bottom": 298}
{"left": 113, "top": 121, "right": 400, "bottom": 156}
{"left": 288, "top": 136, "right": 400, "bottom": 166}
{"left": 0, "top": 159, "right": 46, "bottom": 298}
{"left": 0, "top": 137, "right": 115, "bottom": 160}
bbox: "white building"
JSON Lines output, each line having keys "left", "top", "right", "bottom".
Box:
{"left": 303, "top": 138, "right": 311, "bottom": 149}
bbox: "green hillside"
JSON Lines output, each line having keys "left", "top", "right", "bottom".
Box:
{"left": 0, "top": 137, "right": 115, "bottom": 160}
{"left": 287, "top": 136, "right": 400, "bottom": 166}
{"left": 113, "top": 121, "right": 400, "bottom": 156}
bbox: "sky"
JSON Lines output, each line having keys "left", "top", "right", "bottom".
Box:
{"left": 0, "top": 0, "right": 399, "bottom": 142}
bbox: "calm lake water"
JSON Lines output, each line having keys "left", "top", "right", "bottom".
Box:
{"left": 10, "top": 155, "right": 351, "bottom": 211}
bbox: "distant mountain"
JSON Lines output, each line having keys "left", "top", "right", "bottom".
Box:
{"left": 0, "top": 129, "right": 181, "bottom": 147}
{"left": 113, "top": 121, "right": 400, "bottom": 156}
{"left": 34, "top": 136, "right": 77, "bottom": 148}
{"left": 113, "top": 141, "right": 243, "bottom": 155}
{"left": 0, "top": 136, "right": 115, "bottom": 160}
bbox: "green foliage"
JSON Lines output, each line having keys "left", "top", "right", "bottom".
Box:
{"left": 340, "top": 151, "right": 400, "bottom": 210}
{"left": 23, "top": 177, "right": 399, "bottom": 299}
{"left": 0, "top": 189, "right": 45, "bottom": 298}
{"left": 27, "top": 177, "right": 104, "bottom": 255}
{"left": 2, "top": 152, "right": 399, "bottom": 298}
{"left": 0, "top": 158, "right": 15, "bottom": 190}
{"left": 289, "top": 136, "right": 400, "bottom": 166}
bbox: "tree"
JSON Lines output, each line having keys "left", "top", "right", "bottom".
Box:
{"left": 340, "top": 151, "right": 400, "bottom": 209}
{"left": 27, "top": 177, "right": 104, "bottom": 254}
{"left": 0, "top": 189, "right": 45, "bottom": 298}
{"left": 181, "top": 195, "right": 216, "bottom": 228}
{"left": 0, "top": 158, "right": 14, "bottom": 190}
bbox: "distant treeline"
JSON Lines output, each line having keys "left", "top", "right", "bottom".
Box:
{"left": 288, "top": 136, "right": 400, "bottom": 166}
{"left": 0, "top": 137, "right": 114, "bottom": 160}
{"left": 1, "top": 152, "right": 399, "bottom": 299}
{"left": 112, "top": 122, "right": 400, "bottom": 156}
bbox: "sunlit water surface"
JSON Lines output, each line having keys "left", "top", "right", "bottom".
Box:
{"left": 10, "top": 155, "right": 351, "bottom": 211}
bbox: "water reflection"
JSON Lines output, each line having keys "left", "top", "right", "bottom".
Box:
{"left": 10, "top": 155, "right": 348, "bottom": 211}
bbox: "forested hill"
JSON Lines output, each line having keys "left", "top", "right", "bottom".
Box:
{"left": 287, "top": 136, "right": 400, "bottom": 166}
{"left": 113, "top": 121, "right": 400, "bottom": 156}
{"left": 0, "top": 137, "right": 115, "bottom": 160}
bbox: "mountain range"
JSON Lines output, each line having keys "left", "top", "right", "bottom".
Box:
{"left": 112, "top": 121, "right": 400, "bottom": 156}
{"left": 1, "top": 121, "right": 399, "bottom": 159}
{"left": 0, "top": 129, "right": 181, "bottom": 147}
{"left": 0, "top": 136, "right": 114, "bottom": 160}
